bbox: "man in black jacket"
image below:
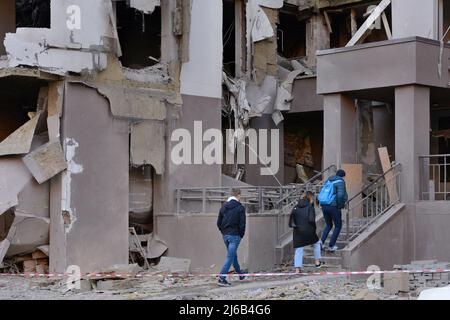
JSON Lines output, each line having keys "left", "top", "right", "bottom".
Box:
{"left": 217, "top": 189, "right": 246, "bottom": 286}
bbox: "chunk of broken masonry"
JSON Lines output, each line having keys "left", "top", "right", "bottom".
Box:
{"left": 89, "top": 264, "right": 142, "bottom": 280}
{"left": 22, "top": 141, "right": 67, "bottom": 184}
{"left": 155, "top": 257, "right": 191, "bottom": 274}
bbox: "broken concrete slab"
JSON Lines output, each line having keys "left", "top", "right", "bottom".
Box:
{"left": 384, "top": 272, "right": 410, "bottom": 294}
{"left": 92, "top": 264, "right": 142, "bottom": 280}
{"left": 0, "top": 112, "right": 41, "bottom": 156}
{"left": 97, "top": 86, "right": 167, "bottom": 120}
{"left": 155, "top": 257, "right": 191, "bottom": 274}
{"left": 95, "top": 278, "right": 140, "bottom": 291}
{"left": 5, "top": 214, "right": 50, "bottom": 257}
{"left": 249, "top": 1, "right": 275, "bottom": 42}
{"left": 4, "top": 33, "right": 108, "bottom": 74}
{"left": 0, "top": 156, "right": 34, "bottom": 216}
{"left": 15, "top": 179, "right": 50, "bottom": 218}
{"left": 0, "top": 239, "right": 11, "bottom": 264}
{"left": 22, "top": 141, "right": 67, "bottom": 184}
{"left": 130, "top": 121, "right": 165, "bottom": 174}
{"left": 146, "top": 233, "right": 168, "bottom": 259}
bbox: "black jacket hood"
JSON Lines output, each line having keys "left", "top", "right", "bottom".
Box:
{"left": 297, "top": 198, "right": 311, "bottom": 208}
{"left": 224, "top": 199, "right": 241, "bottom": 209}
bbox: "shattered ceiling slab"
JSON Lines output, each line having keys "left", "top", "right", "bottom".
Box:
{"left": 0, "top": 112, "right": 42, "bottom": 157}
{"left": 22, "top": 141, "right": 68, "bottom": 184}
{"left": 97, "top": 85, "right": 167, "bottom": 120}
{"left": 130, "top": 121, "right": 165, "bottom": 174}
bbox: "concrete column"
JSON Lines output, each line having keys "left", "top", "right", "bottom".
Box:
{"left": 395, "top": 85, "right": 430, "bottom": 204}
{"left": 306, "top": 14, "right": 330, "bottom": 68}
{"left": 323, "top": 93, "right": 357, "bottom": 170}
{"left": 50, "top": 83, "right": 129, "bottom": 273}
{"left": 392, "top": 0, "right": 439, "bottom": 40}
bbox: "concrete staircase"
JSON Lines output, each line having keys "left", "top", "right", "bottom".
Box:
{"left": 302, "top": 217, "right": 364, "bottom": 269}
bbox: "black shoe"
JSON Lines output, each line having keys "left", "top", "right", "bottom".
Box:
{"left": 239, "top": 274, "right": 246, "bottom": 281}
{"left": 315, "top": 261, "right": 324, "bottom": 269}
{"left": 218, "top": 278, "right": 232, "bottom": 287}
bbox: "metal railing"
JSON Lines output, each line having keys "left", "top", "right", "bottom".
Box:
{"left": 175, "top": 165, "right": 337, "bottom": 247}
{"left": 419, "top": 154, "right": 450, "bottom": 201}
{"left": 176, "top": 186, "right": 299, "bottom": 214}
{"left": 344, "top": 163, "right": 402, "bottom": 243}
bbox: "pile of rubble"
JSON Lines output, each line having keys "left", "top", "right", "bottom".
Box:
{"left": 383, "top": 260, "right": 450, "bottom": 296}
{"left": 0, "top": 83, "right": 66, "bottom": 273}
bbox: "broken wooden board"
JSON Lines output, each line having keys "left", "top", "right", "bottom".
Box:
{"left": 22, "top": 141, "right": 67, "bottom": 184}
{"left": 0, "top": 112, "right": 41, "bottom": 156}
{"left": 155, "top": 257, "right": 191, "bottom": 274}
{"left": 342, "top": 164, "right": 363, "bottom": 218}
{"left": 378, "top": 147, "right": 398, "bottom": 203}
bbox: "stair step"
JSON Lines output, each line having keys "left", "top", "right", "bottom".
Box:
{"left": 302, "top": 263, "right": 342, "bottom": 269}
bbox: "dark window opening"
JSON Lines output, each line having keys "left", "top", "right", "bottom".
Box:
{"left": 284, "top": 112, "right": 323, "bottom": 184}
{"left": 116, "top": 2, "right": 161, "bottom": 69}
{"left": 0, "top": 77, "right": 45, "bottom": 142}
{"left": 277, "top": 12, "right": 306, "bottom": 59}
{"left": 329, "top": 11, "right": 352, "bottom": 48}
{"left": 438, "top": 116, "right": 450, "bottom": 182}
{"left": 329, "top": 6, "right": 391, "bottom": 48}
{"left": 16, "top": 0, "right": 51, "bottom": 28}
{"left": 223, "top": 0, "right": 236, "bottom": 77}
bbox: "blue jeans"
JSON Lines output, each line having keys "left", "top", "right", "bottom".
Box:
{"left": 321, "top": 205, "right": 342, "bottom": 248}
{"left": 294, "top": 241, "right": 321, "bottom": 268}
{"left": 219, "top": 235, "right": 242, "bottom": 280}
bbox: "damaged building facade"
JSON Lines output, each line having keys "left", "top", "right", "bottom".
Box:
{"left": 1, "top": 0, "right": 450, "bottom": 274}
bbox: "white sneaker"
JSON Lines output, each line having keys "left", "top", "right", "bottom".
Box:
{"left": 328, "top": 245, "right": 339, "bottom": 252}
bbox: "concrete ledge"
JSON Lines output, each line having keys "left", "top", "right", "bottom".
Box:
{"left": 416, "top": 201, "right": 450, "bottom": 215}
{"left": 341, "top": 203, "right": 407, "bottom": 270}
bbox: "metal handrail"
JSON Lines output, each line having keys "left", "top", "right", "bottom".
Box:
{"left": 275, "top": 165, "right": 337, "bottom": 206}
{"left": 344, "top": 163, "right": 402, "bottom": 243}
{"left": 347, "top": 163, "right": 401, "bottom": 204}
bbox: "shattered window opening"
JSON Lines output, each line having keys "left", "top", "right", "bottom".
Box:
{"left": 442, "top": 0, "right": 450, "bottom": 43}
{"left": 0, "top": 77, "right": 44, "bottom": 141}
{"left": 116, "top": 1, "right": 162, "bottom": 69}
{"left": 223, "top": 0, "right": 236, "bottom": 77}
{"left": 15, "top": 0, "right": 51, "bottom": 28}
{"left": 277, "top": 11, "right": 306, "bottom": 59}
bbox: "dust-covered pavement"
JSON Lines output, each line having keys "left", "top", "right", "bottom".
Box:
{"left": 0, "top": 272, "right": 413, "bottom": 300}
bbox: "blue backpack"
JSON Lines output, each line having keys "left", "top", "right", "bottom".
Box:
{"left": 317, "top": 179, "right": 338, "bottom": 206}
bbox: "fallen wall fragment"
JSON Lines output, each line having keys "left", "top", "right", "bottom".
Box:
{"left": 5, "top": 214, "right": 50, "bottom": 257}
{"left": 0, "top": 157, "right": 34, "bottom": 216}
{"left": 22, "top": 141, "right": 68, "bottom": 184}
{"left": 96, "top": 85, "right": 167, "bottom": 120}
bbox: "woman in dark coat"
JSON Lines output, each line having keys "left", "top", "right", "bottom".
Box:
{"left": 289, "top": 191, "right": 323, "bottom": 273}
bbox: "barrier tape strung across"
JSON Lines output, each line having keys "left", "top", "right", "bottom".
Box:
{"left": 0, "top": 269, "right": 450, "bottom": 279}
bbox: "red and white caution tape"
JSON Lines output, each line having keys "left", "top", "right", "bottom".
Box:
{"left": 0, "top": 268, "right": 449, "bottom": 279}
